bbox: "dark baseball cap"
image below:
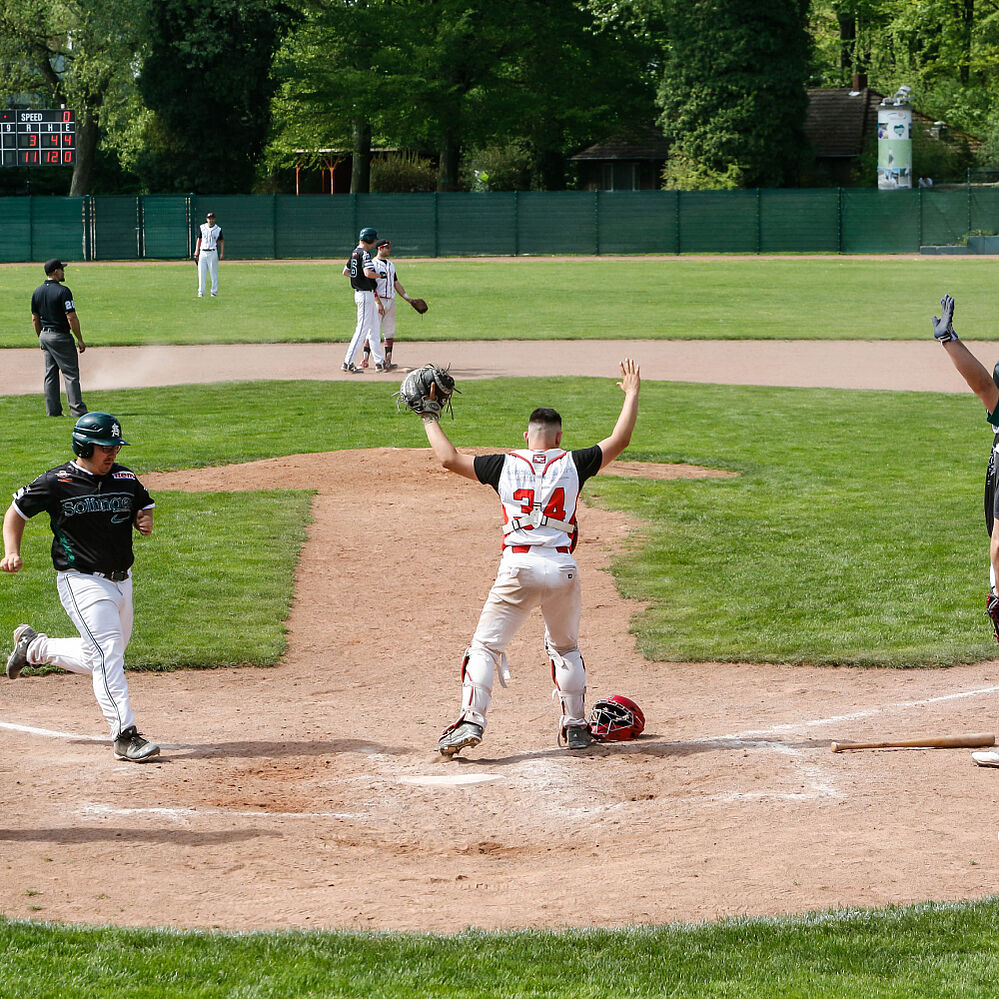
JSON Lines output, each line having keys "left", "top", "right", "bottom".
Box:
{"left": 43, "top": 258, "right": 65, "bottom": 274}
{"left": 376, "top": 239, "right": 391, "bottom": 248}
{"left": 206, "top": 211, "right": 216, "bottom": 218}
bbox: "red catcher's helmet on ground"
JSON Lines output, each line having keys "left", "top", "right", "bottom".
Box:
{"left": 588, "top": 695, "right": 645, "bottom": 741}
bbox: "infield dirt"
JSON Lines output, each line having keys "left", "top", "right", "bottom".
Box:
{"left": 1, "top": 342, "right": 998, "bottom": 932}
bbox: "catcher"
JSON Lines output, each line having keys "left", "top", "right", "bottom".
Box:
{"left": 932, "top": 295, "right": 999, "bottom": 767}
{"left": 400, "top": 359, "right": 641, "bottom": 756}
{"left": 361, "top": 239, "right": 427, "bottom": 370}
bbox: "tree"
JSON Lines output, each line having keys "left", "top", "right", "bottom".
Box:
{"left": 0, "top": 0, "right": 146, "bottom": 194}
{"left": 136, "top": 0, "right": 295, "bottom": 193}
{"left": 656, "top": 0, "right": 812, "bottom": 189}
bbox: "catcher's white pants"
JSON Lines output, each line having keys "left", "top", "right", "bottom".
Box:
{"left": 459, "top": 548, "right": 586, "bottom": 729}
{"left": 197, "top": 250, "right": 219, "bottom": 296}
{"left": 346, "top": 290, "right": 384, "bottom": 367}
{"left": 27, "top": 570, "right": 136, "bottom": 739}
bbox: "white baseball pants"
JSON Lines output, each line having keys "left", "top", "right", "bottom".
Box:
{"left": 197, "top": 250, "right": 219, "bottom": 296}
{"left": 346, "top": 290, "right": 384, "bottom": 367}
{"left": 458, "top": 548, "right": 586, "bottom": 729}
{"left": 28, "top": 570, "right": 136, "bottom": 738}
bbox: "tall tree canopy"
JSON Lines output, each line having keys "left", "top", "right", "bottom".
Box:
{"left": 136, "top": 0, "right": 295, "bottom": 193}
{"left": 656, "top": 0, "right": 812, "bottom": 189}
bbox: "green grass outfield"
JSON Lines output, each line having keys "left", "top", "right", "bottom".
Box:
{"left": 3, "top": 898, "right": 999, "bottom": 998}
{"left": 0, "top": 376, "right": 993, "bottom": 668}
{"left": 1, "top": 256, "right": 998, "bottom": 346}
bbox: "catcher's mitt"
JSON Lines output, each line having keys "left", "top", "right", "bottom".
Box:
{"left": 409, "top": 297, "right": 428, "bottom": 314}
{"left": 395, "top": 363, "right": 458, "bottom": 422}
{"left": 987, "top": 592, "right": 999, "bottom": 645}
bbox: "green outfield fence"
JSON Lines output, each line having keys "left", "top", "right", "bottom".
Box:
{"left": 1, "top": 188, "right": 997, "bottom": 261}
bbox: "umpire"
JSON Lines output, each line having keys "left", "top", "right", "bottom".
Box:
{"left": 31, "top": 259, "right": 88, "bottom": 418}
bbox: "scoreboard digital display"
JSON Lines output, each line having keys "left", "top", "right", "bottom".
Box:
{"left": 0, "top": 109, "right": 75, "bottom": 167}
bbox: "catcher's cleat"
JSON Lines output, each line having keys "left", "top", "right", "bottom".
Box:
{"left": 341, "top": 363, "right": 364, "bottom": 374}
{"left": 375, "top": 362, "right": 386, "bottom": 372}
{"left": 113, "top": 726, "right": 161, "bottom": 762}
{"left": 6, "top": 624, "right": 38, "bottom": 679}
{"left": 438, "top": 721, "right": 483, "bottom": 758}
{"left": 564, "top": 725, "right": 596, "bottom": 750}
{"left": 972, "top": 750, "right": 999, "bottom": 768}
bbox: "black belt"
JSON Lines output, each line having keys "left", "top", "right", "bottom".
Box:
{"left": 83, "top": 569, "right": 129, "bottom": 582}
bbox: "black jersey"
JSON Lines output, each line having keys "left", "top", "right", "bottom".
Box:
{"left": 12, "top": 461, "right": 154, "bottom": 573}
{"left": 347, "top": 245, "right": 376, "bottom": 291}
{"left": 30, "top": 280, "right": 76, "bottom": 334}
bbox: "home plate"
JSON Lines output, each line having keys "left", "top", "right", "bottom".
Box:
{"left": 400, "top": 773, "right": 501, "bottom": 786}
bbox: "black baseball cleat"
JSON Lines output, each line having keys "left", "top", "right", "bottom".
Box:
{"left": 341, "top": 363, "right": 364, "bottom": 374}
{"left": 113, "top": 726, "right": 161, "bottom": 762}
{"left": 564, "top": 725, "right": 596, "bottom": 750}
{"left": 438, "top": 721, "right": 483, "bottom": 758}
{"left": 6, "top": 624, "right": 38, "bottom": 679}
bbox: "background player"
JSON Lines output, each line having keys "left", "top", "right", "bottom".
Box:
{"left": 194, "top": 211, "right": 224, "bottom": 297}
{"left": 1, "top": 412, "right": 160, "bottom": 762}
{"left": 342, "top": 227, "right": 386, "bottom": 373}
{"left": 362, "top": 239, "right": 420, "bottom": 371}
{"left": 421, "top": 359, "right": 641, "bottom": 755}
{"left": 31, "top": 259, "right": 88, "bottom": 418}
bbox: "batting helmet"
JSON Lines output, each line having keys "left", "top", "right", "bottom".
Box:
{"left": 359, "top": 227, "right": 378, "bottom": 243}
{"left": 587, "top": 695, "right": 645, "bottom": 741}
{"left": 992, "top": 360, "right": 999, "bottom": 392}
{"left": 72, "top": 412, "right": 130, "bottom": 459}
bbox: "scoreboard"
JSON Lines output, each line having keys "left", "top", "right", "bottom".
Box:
{"left": 0, "top": 109, "right": 75, "bottom": 167}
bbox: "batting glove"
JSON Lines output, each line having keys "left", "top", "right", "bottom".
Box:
{"left": 932, "top": 294, "right": 958, "bottom": 342}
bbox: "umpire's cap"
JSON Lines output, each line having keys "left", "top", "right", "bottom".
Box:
{"left": 359, "top": 227, "right": 378, "bottom": 243}
{"left": 44, "top": 258, "right": 65, "bottom": 275}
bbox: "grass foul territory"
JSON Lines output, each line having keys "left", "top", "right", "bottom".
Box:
{"left": 0, "top": 375, "right": 992, "bottom": 669}
{"left": 1, "top": 257, "right": 999, "bottom": 346}
{"left": 3, "top": 898, "right": 999, "bottom": 998}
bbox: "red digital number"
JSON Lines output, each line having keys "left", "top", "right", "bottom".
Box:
{"left": 45, "top": 150, "right": 59, "bottom": 164}
{"left": 62, "top": 134, "right": 74, "bottom": 146}
{"left": 62, "top": 110, "right": 72, "bottom": 122}
{"left": 62, "top": 150, "right": 73, "bottom": 164}
{"left": 23, "top": 150, "right": 39, "bottom": 164}
{"left": 47, "top": 134, "right": 59, "bottom": 146}
{"left": 28, "top": 134, "right": 37, "bottom": 147}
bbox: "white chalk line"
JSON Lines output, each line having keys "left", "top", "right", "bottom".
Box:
{"left": 706, "top": 684, "right": 999, "bottom": 744}
{"left": 81, "top": 804, "right": 363, "bottom": 821}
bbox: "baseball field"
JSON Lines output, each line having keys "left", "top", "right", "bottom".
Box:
{"left": 2, "top": 256, "right": 999, "bottom": 996}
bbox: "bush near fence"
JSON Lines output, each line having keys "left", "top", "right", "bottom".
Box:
{"left": 1, "top": 188, "right": 997, "bottom": 261}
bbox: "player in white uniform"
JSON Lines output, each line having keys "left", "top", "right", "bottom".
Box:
{"left": 362, "top": 240, "right": 418, "bottom": 370}
{"left": 1, "top": 412, "right": 160, "bottom": 762}
{"left": 423, "top": 359, "right": 641, "bottom": 755}
{"left": 195, "top": 211, "right": 224, "bottom": 297}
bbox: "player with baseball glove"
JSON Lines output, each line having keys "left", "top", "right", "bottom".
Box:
{"left": 395, "top": 363, "right": 457, "bottom": 421}
{"left": 406, "top": 359, "right": 641, "bottom": 757}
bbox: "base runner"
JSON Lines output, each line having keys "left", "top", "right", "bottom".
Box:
{"left": 1, "top": 412, "right": 160, "bottom": 762}
{"left": 421, "top": 359, "right": 641, "bottom": 756}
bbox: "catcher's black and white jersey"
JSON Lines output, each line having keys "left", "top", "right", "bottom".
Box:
{"left": 474, "top": 446, "right": 602, "bottom": 550}
{"left": 12, "top": 461, "right": 154, "bottom": 573}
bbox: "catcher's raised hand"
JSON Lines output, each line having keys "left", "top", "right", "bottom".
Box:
{"left": 617, "top": 358, "right": 641, "bottom": 394}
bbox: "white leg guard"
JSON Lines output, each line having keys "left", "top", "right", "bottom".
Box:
{"left": 546, "top": 635, "right": 586, "bottom": 728}
{"left": 457, "top": 645, "right": 496, "bottom": 729}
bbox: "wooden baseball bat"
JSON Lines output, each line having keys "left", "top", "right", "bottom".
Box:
{"left": 830, "top": 733, "right": 995, "bottom": 753}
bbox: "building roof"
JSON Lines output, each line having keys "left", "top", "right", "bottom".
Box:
{"left": 805, "top": 87, "right": 981, "bottom": 158}
{"left": 571, "top": 130, "right": 670, "bottom": 162}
